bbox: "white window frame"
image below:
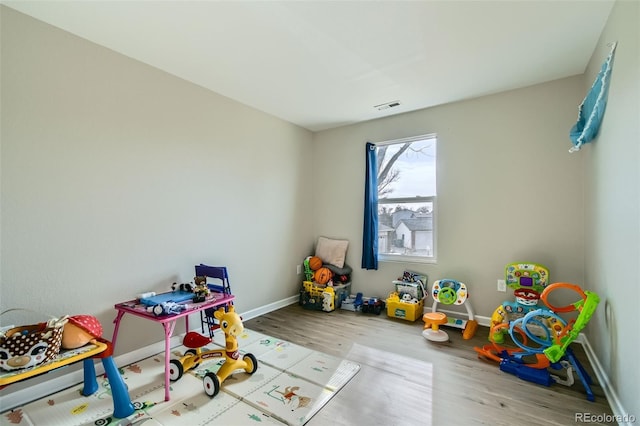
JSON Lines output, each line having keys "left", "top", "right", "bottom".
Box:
{"left": 375, "top": 134, "right": 437, "bottom": 265}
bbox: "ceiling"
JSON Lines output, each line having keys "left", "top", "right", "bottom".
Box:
{"left": 3, "top": 1, "right": 615, "bottom": 132}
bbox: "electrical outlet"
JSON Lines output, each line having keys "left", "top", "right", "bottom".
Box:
{"left": 497, "top": 279, "right": 507, "bottom": 292}
{"left": 296, "top": 265, "right": 302, "bottom": 275}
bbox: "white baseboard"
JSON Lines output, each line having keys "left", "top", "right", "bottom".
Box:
{"left": 0, "top": 295, "right": 300, "bottom": 412}
{"left": 239, "top": 295, "right": 299, "bottom": 322}
{"left": 578, "top": 334, "right": 632, "bottom": 425}
{"left": 2, "top": 296, "right": 628, "bottom": 424}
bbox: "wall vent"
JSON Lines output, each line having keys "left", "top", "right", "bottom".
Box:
{"left": 374, "top": 100, "right": 401, "bottom": 111}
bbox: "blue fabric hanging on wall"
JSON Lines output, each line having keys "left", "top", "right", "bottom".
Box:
{"left": 569, "top": 42, "right": 617, "bottom": 153}
{"left": 362, "top": 142, "right": 378, "bottom": 270}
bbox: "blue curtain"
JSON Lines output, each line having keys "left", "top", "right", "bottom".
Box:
{"left": 569, "top": 42, "right": 617, "bottom": 152}
{"left": 362, "top": 142, "right": 378, "bottom": 270}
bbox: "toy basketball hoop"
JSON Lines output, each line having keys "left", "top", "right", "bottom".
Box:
{"left": 514, "top": 288, "right": 540, "bottom": 307}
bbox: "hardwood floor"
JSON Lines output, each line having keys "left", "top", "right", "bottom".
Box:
{"left": 243, "top": 304, "right": 616, "bottom": 426}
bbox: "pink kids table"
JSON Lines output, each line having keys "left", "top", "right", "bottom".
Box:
{"left": 111, "top": 292, "right": 235, "bottom": 401}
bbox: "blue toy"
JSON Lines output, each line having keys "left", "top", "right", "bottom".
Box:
{"left": 340, "top": 292, "right": 364, "bottom": 311}
{"left": 361, "top": 296, "right": 385, "bottom": 315}
{"left": 475, "top": 282, "right": 600, "bottom": 401}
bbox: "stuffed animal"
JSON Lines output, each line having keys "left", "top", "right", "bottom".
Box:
{"left": 192, "top": 276, "right": 210, "bottom": 302}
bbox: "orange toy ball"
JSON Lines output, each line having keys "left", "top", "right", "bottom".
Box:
{"left": 309, "top": 256, "right": 323, "bottom": 271}
{"left": 314, "top": 267, "right": 333, "bottom": 285}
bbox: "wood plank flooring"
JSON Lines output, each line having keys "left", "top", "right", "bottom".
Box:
{"left": 243, "top": 304, "right": 616, "bottom": 426}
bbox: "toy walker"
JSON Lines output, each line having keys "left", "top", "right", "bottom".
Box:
{"left": 423, "top": 279, "right": 478, "bottom": 341}
{"left": 168, "top": 305, "right": 258, "bottom": 397}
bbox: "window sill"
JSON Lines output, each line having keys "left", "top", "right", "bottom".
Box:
{"left": 379, "top": 254, "right": 437, "bottom": 265}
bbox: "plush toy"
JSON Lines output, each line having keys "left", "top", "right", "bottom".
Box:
{"left": 192, "top": 276, "right": 210, "bottom": 302}
{"left": 61, "top": 315, "right": 103, "bottom": 349}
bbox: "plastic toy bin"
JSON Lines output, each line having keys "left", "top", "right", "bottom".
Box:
{"left": 333, "top": 282, "right": 351, "bottom": 307}
{"left": 299, "top": 282, "right": 351, "bottom": 311}
{"left": 386, "top": 297, "right": 424, "bottom": 321}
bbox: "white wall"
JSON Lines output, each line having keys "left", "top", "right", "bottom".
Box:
{"left": 582, "top": 0, "right": 639, "bottom": 419}
{"left": 312, "top": 76, "right": 586, "bottom": 318}
{"left": 0, "top": 6, "right": 313, "bottom": 365}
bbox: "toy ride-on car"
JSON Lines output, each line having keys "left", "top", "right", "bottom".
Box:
{"left": 168, "top": 306, "right": 258, "bottom": 398}
{"left": 169, "top": 331, "right": 221, "bottom": 381}
{"left": 362, "top": 297, "right": 385, "bottom": 315}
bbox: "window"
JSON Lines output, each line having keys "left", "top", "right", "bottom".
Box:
{"left": 376, "top": 134, "right": 436, "bottom": 263}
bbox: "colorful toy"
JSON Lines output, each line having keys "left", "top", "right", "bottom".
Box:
{"left": 428, "top": 279, "right": 478, "bottom": 339}
{"left": 422, "top": 312, "right": 449, "bottom": 342}
{"left": 302, "top": 256, "right": 314, "bottom": 281}
{"left": 0, "top": 312, "right": 135, "bottom": 419}
{"left": 322, "top": 288, "right": 335, "bottom": 312}
{"left": 139, "top": 290, "right": 194, "bottom": 307}
{"left": 192, "top": 276, "right": 211, "bottom": 303}
{"left": 300, "top": 281, "right": 335, "bottom": 312}
{"left": 361, "top": 297, "right": 385, "bottom": 315}
{"left": 505, "top": 262, "right": 549, "bottom": 291}
{"left": 489, "top": 263, "right": 550, "bottom": 343}
{"left": 386, "top": 291, "right": 424, "bottom": 321}
{"left": 340, "top": 292, "right": 363, "bottom": 311}
{"left": 386, "top": 271, "right": 427, "bottom": 322}
{"left": 0, "top": 316, "right": 67, "bottom": 371}
{"left": 475, "top": 282, "right": 600, "bottom": 401}
{"left": 168, "top": 305, "right": 258, "bottom": 397}
{"left": 393, "top": 271, "right": 427, "bottom": 299}
{"left": 149, "top": 301, "right": 185, "bottom": 316}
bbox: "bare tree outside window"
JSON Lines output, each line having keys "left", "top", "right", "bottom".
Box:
{"left": 376, "top": 135, "right": 437, "bottom": 262}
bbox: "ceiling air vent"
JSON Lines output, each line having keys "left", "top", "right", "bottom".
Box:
{"left": 374, "top": 100, "right": 401, "bottom": 111}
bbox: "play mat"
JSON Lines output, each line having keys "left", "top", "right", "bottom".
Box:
{"left": 1, "top": 328, "right": 360, "bottom": 426}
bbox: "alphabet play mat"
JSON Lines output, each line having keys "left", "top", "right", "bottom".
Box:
{"left": 1, "top": 328, "right": 360, "bottom": 426}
